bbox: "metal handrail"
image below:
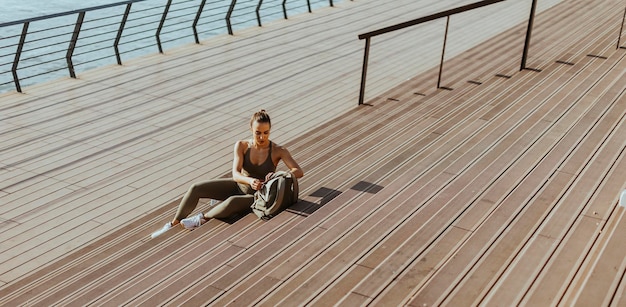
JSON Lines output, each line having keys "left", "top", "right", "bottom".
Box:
{"left": 357, "top": 0, "right": 626, "bottom": 106}
{"left": 618, "top": 7, "right": 626, "bottom": 49}
{"left": 363, "top": 0, "right": 626, "bottom": 106}
{"left": 256, "top": 0, "right": 265, "bottom": 26}
{"left": 156, "top": 0, "right": 173, "bottom": 53}
{"left": 1, "top": 0, "right": 343, "bottom": 93}
{"left": 66, "top": 12, "right": 85, "bottom": 78}
{"left": 11, "top": 23, "right": 28, "bottom": 93}
{"left": 357, "top": 0, "right": 525, "bottom": 105}
{"left": 230, "top": 0, "right": 260, "bottom": 30}
{"left": 115, "top": 4, "right": 133, "bottom": 65}
{"left": 520, "top": 0, "right": 537, "bottom": 71}
{"left": 257, "top": 0, "right": 286, "bottom": 26}
{"left": 192, "top": 0, "right": 207, "bottom": 44}
{"left": 226, "top": 0, "right": 237, "bottom": 35}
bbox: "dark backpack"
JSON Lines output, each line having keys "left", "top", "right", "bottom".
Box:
{"left": 251, "top": 171, "right": 299, "bottom": 219}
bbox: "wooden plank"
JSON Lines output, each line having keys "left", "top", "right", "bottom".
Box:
{"left": 480, "top": 95, "right": 626, "bottom": 305}
{"left": 364, "top": 226, "right": 472, "bottom": 306}
{"left": 424, "top": 54, "right": 626, "bottom": 305}
{"left": 563, "top": 208, "right": 626, "bottom": 307}
{"left": 372, "top": 67, "right": 592, "bottom": 300}
{"left": 522, "top": 142, "right": 626, "bottom": 305}
{"left": 521, "top": 216, "right": 605, "bottom": 306}
{"left": 400, "top": 47, "right": 624, "bottom": 303}
{"left": 165, "top": 192, "right": 366, "bottom": 306}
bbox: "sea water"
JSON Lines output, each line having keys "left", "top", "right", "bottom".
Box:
{"left": 0, "top": 1, "right": 116, "bottom": 22}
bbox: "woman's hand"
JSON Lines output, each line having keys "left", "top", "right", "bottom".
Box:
{"left": 233, "top": 141, "right": 265, "bottom": 190}
{"left": 250, "top": 178, "right": 264, "bottom": 191}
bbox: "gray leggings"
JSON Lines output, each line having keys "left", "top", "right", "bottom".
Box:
{"left": 175, "top": 179, "right": 254, "bottom": 221}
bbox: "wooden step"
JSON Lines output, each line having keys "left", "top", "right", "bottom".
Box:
{"left": 405, "top": 47, "right": 626, "bottom": 307}
{"left": 251, "top": 19, "right": 620, "bottom": 307}
{"left": 2, "top": 0, "right": 625, "bottom": 305}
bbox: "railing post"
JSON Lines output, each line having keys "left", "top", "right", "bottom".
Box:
{"left": 67, "top": 12, "right": 85, "bottom": 79}
{"left": 193, "top": 0, "right": 207, "bottom": 44}
{"left": 156, "top": 0, "right": 172, "bottom": 53}
{"left": 282, "top": 0, "right": 289, "bottom": 19}
{"left": 520, "top": 0, "right": 537, "bottom": 71}
{"left": 12, "top": 22, "right": 29, "bottom": 93}
{"left": 329, "top": 0, "right": 334, "bottom": 7}
{"left": 437, "top": 16, "right": 450, "bottom": 89}
{"left": 618, "top": 7, "right": 626, "bottom": 49}
{"left": 358, "top": 37, "right": 371, "bottom": 105}
{"left": 256, "top": 0, "right": 264, "bottom": 27}
{"left": 114, "top": 3, "right": 132, "bottom": 65}
{"left": 306, "top": 0, "right": 312, "bottom": 13}
{"left": 226, "top": 0, "right": 237, "bottom": 35}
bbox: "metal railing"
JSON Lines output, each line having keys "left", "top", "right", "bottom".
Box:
{"left": 618, "top": 6, "right": 626, "bottom": 49}
{"left": 357, "top": 0, "right": 513, "bottom": 105}
{"left": 357, "top": 0, "right": 626, "bottom": 105}
{"left": 0, "top": 0, "right": 341, "bottom": 93}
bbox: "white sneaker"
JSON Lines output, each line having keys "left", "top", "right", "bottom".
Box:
{"left": 181, "top": 213, "right": 206, "bottom": 230}
{"left": 151, "top": 222, "right": 172, "bottom": 239}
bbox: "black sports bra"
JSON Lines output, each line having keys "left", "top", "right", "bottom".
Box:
{"left": 242, "top": 141, "right": 276, "bottom": 180}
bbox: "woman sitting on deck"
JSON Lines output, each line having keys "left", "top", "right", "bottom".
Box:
{"left": 151, "top": 110, "right": 304, "bottom": 238}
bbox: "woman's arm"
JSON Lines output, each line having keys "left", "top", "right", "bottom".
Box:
{"left": 278, "top": 145, "right": 304, "bottom": 178}
{"left": 232, "top": 141, "right": 263, "bottom": 190}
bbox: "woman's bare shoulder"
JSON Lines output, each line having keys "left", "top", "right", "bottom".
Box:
{"left": 234, "top": 140, "right": 251, "bottom": 152}
{"left": 271, "top": 141, "right": 284, "bottom": 150}
{"left": 272, "top": 142, "right": 293, "bottom": 156}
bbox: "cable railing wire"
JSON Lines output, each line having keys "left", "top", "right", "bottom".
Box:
{"left": 231, "top": 0, "right": 259, "bottom": 27}
{"left": 17, "top": 63, "right": 66, "bottom": 78}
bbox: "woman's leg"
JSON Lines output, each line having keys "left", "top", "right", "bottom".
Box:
{"left": 204, "top": 194, "right": 254, "bottom": 219}
{"left": 174, "top": 179, "right": 241, "bottom": 223}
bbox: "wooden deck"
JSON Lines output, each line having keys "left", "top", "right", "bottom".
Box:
{"left": 2, "top": 0, "right": 626, "bottom": 305}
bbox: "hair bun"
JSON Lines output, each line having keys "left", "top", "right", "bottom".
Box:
{"left": 250, "top": 110, "right": 271, "bottom": 127}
